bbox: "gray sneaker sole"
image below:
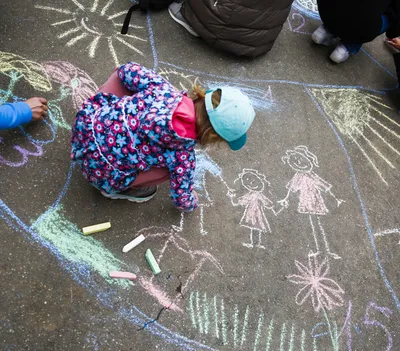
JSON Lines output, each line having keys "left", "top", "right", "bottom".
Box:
{"left": 168, "top": 8, "right": 200, "bottom": 37}
{"left": 101, "top": 190, "right": 157, "bottom": 203}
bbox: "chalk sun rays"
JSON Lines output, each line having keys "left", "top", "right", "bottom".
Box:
{"left": 35, "top": 0, "right": 147, "bottom": 66}
{"left": 310, "top": 88, "right": 400, "bottom": 185}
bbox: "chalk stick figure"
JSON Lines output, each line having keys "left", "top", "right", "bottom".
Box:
{"left": 229, "top": 169, "right": 282, "bottom": 249}
{"left": 278, "top": 146, "right": 344, "bottom": 259}
{"left": 193, "top": 149, "right": 223, "bottom": 235}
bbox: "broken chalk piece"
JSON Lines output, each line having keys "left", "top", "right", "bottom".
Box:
{"left": 109, "top": 271, "right": 137, "bottom": 281}
{"left": 122, "top": 234, "right": 145, "bottom": 253}
{"left": 82, "top": 222, "right": 111, "bottom": 235}
{"left": 145, "top": 249, "right": 161, "bottom": 275}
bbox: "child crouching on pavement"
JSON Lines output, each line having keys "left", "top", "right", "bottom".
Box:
{"left": 70, "top": 62, "right": 255, "bottom": 212}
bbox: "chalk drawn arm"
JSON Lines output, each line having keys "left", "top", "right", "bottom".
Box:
{"left": 271, "top": 205, "right": 285, "bottom": 216}
{"left": 327, "top": 189, "right": 345, "bottom": 207}
{"left": 227, "top": 189, "right": 239, "bottom": 206}
{"left": 278, "top": 190, "right": 291, "bottom": 208}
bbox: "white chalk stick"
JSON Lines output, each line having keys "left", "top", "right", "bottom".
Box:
{"left": 122, "top": 234, "right": 145, "bottom": 253}
{"left": 82, "top": 222, "right": 111, "bottom": 235}
{"left": 109, "top": 271, "right": 137, "bottom": 281}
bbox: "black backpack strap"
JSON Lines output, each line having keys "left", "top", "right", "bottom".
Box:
{"left": 138, "top": 0, "right": 150, "bottom": 11}
{"left": 121, "top": 3, "right": 140, "bottom": 35}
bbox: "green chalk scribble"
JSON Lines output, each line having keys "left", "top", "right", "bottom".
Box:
{"left": 32, "top": 206, "right": 130, "bottom": 288}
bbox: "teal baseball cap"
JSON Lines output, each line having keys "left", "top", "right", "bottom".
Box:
{"left": 205, "top": 86, "right": 255, "bottom": 151}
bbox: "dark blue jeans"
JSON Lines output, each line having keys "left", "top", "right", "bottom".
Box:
{"left": 342, "top": 14, "right": 390, "bottom": 54}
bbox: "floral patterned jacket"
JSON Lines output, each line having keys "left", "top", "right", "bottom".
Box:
{"left": 70, "top": 62, "right": 198, "bottom": 212}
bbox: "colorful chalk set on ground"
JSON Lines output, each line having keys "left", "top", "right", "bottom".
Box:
{"left": 82, "top": 222, "right": 160, "bottom": 276}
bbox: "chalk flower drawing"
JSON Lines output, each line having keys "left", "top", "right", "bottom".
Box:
{"left": 35, "top": 0, "right": 147, "bottom": 66}
{"left": 288, "top": 254, "right": 345, "bottom": 313}
{"left": 43, "top": 61, "right": 98, "bottom": 110}
{"left": 0, "top": 52, "right": 98, "bottom": 166}
{"left": 229, "top": 169, "right": 283, "bottom": 249}
{"left": 279, "top": 146, "right": 344, "bottom": 259}
{"left": 310, "top": 88, "right": 400, "bottom": 186}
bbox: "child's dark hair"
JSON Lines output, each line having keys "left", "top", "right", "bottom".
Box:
{"left": 191, "top": 79, "right": 225, "bottom": 146}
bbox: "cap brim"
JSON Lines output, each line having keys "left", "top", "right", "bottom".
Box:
{"left": 228, "top": 134, "right": 247, "bottom": 151}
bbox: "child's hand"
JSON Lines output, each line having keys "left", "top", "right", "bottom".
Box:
{"left": 193, "top": 190, "right": 199, "bottom": 202}
{"left": 26, "top": 97, "right": 48, "bottom": 122}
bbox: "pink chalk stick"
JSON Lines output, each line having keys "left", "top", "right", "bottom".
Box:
{"left": 109, "top": 271, "right": 137, "bottom": 281}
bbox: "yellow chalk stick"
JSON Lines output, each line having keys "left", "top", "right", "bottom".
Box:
{"left": 82, "top": 222, "right": 111, "bottom": 235}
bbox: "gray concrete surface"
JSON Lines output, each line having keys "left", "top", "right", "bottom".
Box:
{"left": 1, "top": 0, "right": 400, "bottom": 350}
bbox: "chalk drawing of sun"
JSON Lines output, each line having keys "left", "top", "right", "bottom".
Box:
{"left": 292, "top": 0, "right": 320, "bottom": 19}
{"left": 35, "top": 0, "right": 147, "bottom": 66}
{"left": 310, "top": 88, "right": 400, "bottom": 185}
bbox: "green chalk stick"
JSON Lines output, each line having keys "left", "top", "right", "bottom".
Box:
{"left": 145, "top": 249, "right": 161, "bottom": 275}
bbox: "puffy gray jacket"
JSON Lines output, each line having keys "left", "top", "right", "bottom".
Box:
{"left": 182, "top": 0, "right": 294, "bottom": 57}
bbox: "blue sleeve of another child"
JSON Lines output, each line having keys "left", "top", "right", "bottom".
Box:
{"left": 0, "top": 102, "right": 32, "bottom": 129}
{"left": 117, "top": 62, "right": 167, "bottom": 93}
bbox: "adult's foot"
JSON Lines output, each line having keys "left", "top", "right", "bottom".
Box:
{"left": 330, "top": 43, "right": 350, "bottom": 63}
{"left": 311, "top": 25, "right": 335, "bottom": 46}
{"left": 168, "top": 2, "right": 200, "bottom": 37}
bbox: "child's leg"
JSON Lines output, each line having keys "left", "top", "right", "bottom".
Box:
{"left": 97, "top": 69, "right": 132, "bottom": 97}
{"left": 131, "top": 168, "right": 170, "bottom": 188}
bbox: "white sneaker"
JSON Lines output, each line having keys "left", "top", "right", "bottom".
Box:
{"left": 330, "top": 43, "right": 350, "bottom": 63}
{"left": 312, "top": 25, "right": 336, "bottom": 46}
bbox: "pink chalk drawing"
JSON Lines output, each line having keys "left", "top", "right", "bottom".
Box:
{"left": 288, "top": 253, "right": 345, "bottom": 313}
{"left": 43, "top": 61, "right": 98, "bottom": 110}
{"left": 228, "top": 169, "right": 283, "bottom": 249}
{"left": 278, "top": 146, "right": 344, "bottom": 259}
{"left": 138, "top": 277, "right": 183, "bottom": 312}
{"left": 135, "top": 214, "right": 224, "bottom": 310}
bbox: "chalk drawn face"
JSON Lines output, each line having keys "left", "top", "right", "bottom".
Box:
{"left": 241, "top": 173, "right": 264, "bottom": 192}
{"left": 287, "top": 152, "right": 313, "bottom": 172}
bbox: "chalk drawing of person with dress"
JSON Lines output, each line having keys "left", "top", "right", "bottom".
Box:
{"left": 228, "top": 169, "right": 283, "bottom": 249}
{"left": 278, "top": 146, "right": 344, "bottom": 259}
